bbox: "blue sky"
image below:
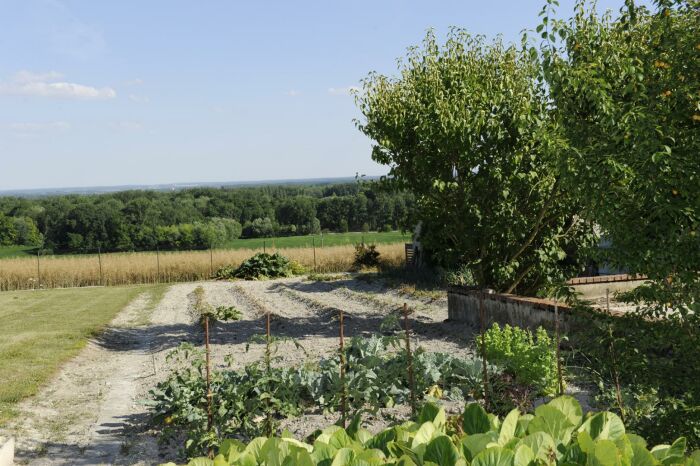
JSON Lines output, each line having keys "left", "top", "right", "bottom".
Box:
{"left": 0, "top": 0, "right": 632, "bottom": 190}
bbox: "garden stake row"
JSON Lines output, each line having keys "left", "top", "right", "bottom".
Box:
{"left": 402, "top": 303, "right": 416, "bottom": 416}
{"left": 338, "top": 308, "right": 347, "bottom": 428}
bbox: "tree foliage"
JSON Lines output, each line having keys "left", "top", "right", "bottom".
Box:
{"left": 357, "top": 29, "right": 594, "bottom": 293}
{"left": 541, "top": 0, "right": 700, "bottom": 321}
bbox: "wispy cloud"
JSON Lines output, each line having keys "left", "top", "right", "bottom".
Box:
{"left": 328, "top": 86, "right": 359, "bottom": 96}
{"left": 110, "top": 121, "right": 144, "bottom": 131}
{"left": 0, "top": 70, "right": 116, "bottom": 100}
{"left": 128, "top": 94, "right": 149, "bottom": 103}
{"left": 286, "top": 89, "right": 302, "bottom": 97}
{"left": 6, "top": 121, "right": 71, "bottom": 132}
{"left": 123, "top": 78, "right": 144, "bottom": 86}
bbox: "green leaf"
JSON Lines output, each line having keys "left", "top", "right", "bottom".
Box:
{"left": 630, "top": 439, "right": 659, "bottom": 466}
{"left": 529, "top": 405, "right": 575, "bottom": 445}
{"left": 424, "top": 435, "right": 461, "bottom": 466}
{"left": 463, "top": 403, "right": 492, "bottom": 435}
{"left": 462, "top": 432, "right": 500, "bottom": 461}
{"left": 514, "top": 444, "right": 536, "bottom": 466}
{"left": 499, "top": 409, "right": 520, "bottom": 445}
{"left": 520, "top": 432, "right": 557, "bottom": 462}
{"left": 472, "top": 446, "right": 516, "bottom": 466}
{"left": 578, "top": 412, "right": 626, "bottom": 442}
{"left": 547, "top": 396, "right": 583, "bottom": 426}
{"left": 411, "top": 421, "right": 437, "bottom": 448}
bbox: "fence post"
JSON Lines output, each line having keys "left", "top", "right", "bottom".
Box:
{"left": 36, "top": 249, "right": 41, "bottom": 289}
{"left": 209, "top": 245, "right": 213, "bottom": 277}
{"left": 156, "top": 246, "right": 161, "bottom": 284}
{"left": 98, "top": 244, "right": 103, "bottom": 286}
{"left": 313, "top": 237, "right": 317, "bottom": 272}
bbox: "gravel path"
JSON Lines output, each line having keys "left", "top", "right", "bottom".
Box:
{"left": 4, "top": 276, "right": 476, "bottom": 465}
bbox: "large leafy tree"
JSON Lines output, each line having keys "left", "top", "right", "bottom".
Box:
{"left": 357, "top": 29, "right": 593, "bottom": 294}
{"left": 541, "top": 0, "right": 699, "bottom": 320}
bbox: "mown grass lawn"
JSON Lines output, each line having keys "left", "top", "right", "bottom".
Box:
{"left": 0, "top": 284, "right": 167, "bottom": 425}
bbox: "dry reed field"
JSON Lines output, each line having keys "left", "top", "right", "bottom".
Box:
{"left": 0, "top": 243, "right": 406, "bottom": 291}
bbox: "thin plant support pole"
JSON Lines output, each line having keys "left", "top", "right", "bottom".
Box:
{"left": 204, "top": 314, "right": 213, "bottom": 456}
{"left": 554, "top": 297, "right": 564, "bottom": 396}
{"left": 403, "top": 303, "right": 416, "bottom": 416}
{"left": 264, "top": 311, "right": 273, "bottom": 436}
{"left": 313, "top": 237, "right": 317, "bottom": 272}
{"left": 608, "top": 325, "right": 626, "bottom": 423}
{"left": 156, "top": 246, "right": 160, "bottom": 284}
{"left": 339, "top": 309, "right": 346, "bottom": 428}
{"left": 479, "top": 290, "right": 489, "bottom": 410}
{"left": 97, "top": 244, "right": 103, "bottom": 286}
{"left": 209, "top": 245, "right": 213, "bottom": 277}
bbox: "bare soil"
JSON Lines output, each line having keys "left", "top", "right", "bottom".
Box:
{"left": 3, "top": 275, "right": 475, "bottom": 465}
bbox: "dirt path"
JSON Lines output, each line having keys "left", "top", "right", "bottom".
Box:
{"left": 4, "top": 277, "right": 475, "bottom": 465}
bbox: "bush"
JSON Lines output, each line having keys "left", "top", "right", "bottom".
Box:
{"left": 215, "top": 253, "right": 294, "bottom": 280}
{"left": 480, "top": 323, "right": 558, "bottom": 396}
{"left": 353, "top": 243, "right": 380, "bottom": 269}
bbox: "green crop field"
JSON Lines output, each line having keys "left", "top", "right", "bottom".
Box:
{"left": 0, "top": 231, "right": 411, "bottom": 260}
{"left": 220, "top": 231, "right": 410, "bottom": 250}
{"left": 0, "top": 284, "right": 168, "bottom": 425}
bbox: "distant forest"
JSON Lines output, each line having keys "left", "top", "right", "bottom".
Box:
{"left": 0, "top": 182, "right": 415, "bottom": 253}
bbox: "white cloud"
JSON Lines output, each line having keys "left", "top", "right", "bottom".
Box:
{"left": 7, "top": 121, "right": 70, "bottom": 132}
{"left": 286, "top": 89, "right": 302, "bottom": 97}
{"left": 110, "top": 121, "right": 143, "bottom": 131}
{"left": 0, "top": 70, "right": 116, "bottom": 100}
{"left": 328, "top": 86, "right": 359, "bottom": 96}
{"left": 13, "top": 70, "right": 64, "bottom": 83}
{"left": 124, "top": 78, "right": 144, "bottom": 86}
{"left": 129, "top": 93, "right": 149, "bottom": 103}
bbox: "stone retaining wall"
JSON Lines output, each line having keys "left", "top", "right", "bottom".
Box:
{"left": 447, "top": 287, "right": 573, "bottom": 332}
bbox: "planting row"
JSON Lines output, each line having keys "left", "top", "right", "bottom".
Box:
{"left": 160, "top": 396, "right": 699, "bottom": 465}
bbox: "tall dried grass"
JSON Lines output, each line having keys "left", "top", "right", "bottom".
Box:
{"left": 0, "top": 243, "right": 406, "bottom": 291}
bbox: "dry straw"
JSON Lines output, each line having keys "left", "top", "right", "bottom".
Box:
{"left": 0, "top": 243, "right": 405, "bottom": 291}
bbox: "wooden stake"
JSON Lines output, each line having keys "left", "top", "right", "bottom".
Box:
{"left": 156, "top": 246, "right": 160, "bottom": 284}
{"left": 554, "top": 297, "right": 564, "bottom": 395}
{"left": 204, "top": 314, "right": 213, "bottom": 457}
{"left": 403, "top": 303, "right": 416, "bottom": 416}
{"left": 313, "top": 237, "right": 317, "bottom": 272}
{"left": 209, "top": 246, "right": 213, "bottom": 277}
{"left": 339, "top": 309, "right": 347, "bottom": 427}
{"left": 36, "top": 249, "right": 41, "bottom": 289}
{"left": 479, "top": 290, "right": 489, "bottom": 409}
{"left": 97, "top": 244, "right": 103, "bottom": 286}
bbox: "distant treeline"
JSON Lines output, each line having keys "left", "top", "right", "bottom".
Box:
{"left": 0, "top": 182, "right": 414, "bottom": 253}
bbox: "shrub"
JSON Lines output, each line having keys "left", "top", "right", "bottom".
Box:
{"left": 215, "top": 253, "right": 294, "bottom": 280}
{"left": 480, "top": 323, "right": 558, "bottom": 396}
{"left": 353, "top": 243, "right": 380, "bottom": 269}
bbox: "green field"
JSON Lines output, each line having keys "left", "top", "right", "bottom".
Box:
{"left": 0, "top": 245, "right": 35, "bottom": 259}
{"left": 0, "top": 231, "right": 411, "bottom": 260}
{"left": 0, "top": 284, "right": 168, "bottom": 425}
